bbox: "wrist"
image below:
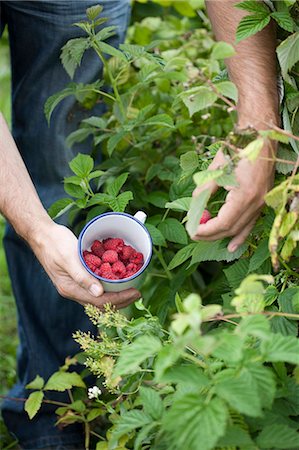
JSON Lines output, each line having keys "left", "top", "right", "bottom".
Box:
{"left": 22, "top": 213, "right": 55, "bottom": 250}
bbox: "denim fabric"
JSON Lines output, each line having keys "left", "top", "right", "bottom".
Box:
{"left": 0, "top": 1, "right": 130, "bottom": 448}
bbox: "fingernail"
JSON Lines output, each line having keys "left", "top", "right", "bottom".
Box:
{"left": 228, "top": 244, "right": 238, "bottom": 253}
{"left": 89, "top": 284, "right": 102, "bottom": 297}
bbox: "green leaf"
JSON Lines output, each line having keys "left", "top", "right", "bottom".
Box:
{"left": 96, "top": 41, "right": 127, "bottom": 61}
{"left": 114, "top": 335, "right": 162, "bottom": 376}
{"left": 69, "top": 153, "right": 94, "bottom": 177}
{"left": 262, "top": 333, "right": 299, "bottom": 364}
{"left": 165, "top": 197, "right": 191, "bottom": 212}
{"left": 216, "top": 425, "right": 254, "bottom": 448}
{"left": 44, "top": 84, "right": 77, "bottom": 124}
{"left": 211, "top": 42, "right": 236, "bottom": 60}
{"left": 256, "top": 424, "right": 299, "bottom": 449}
{"left": 145, "top": 224, "right": 166, "bottom": 247}
{"left": 25, "top": 391, "right": 44, "bottom": 419}
{"left": 48, "top": 198, "right": 75, "bottom": 220}
{"left": 238, "top": 314, "right": 271, "bottom": 340}
{"left": 94, "top": 26, "right": 117, "bottom": 43}
{"left": 158, "top": 218, "right": 188, "bottom": 245}
{"left": 186, "top": 189, "right": 211, "bottom": 238}
{"left": 44, "top": 371, "right": 86, "bottom": 391}
{"left": 271, "top": 11, "right": 294, "bottom": 32}
{"left": 139, "top": 387, "right": 163, "bottom": 420}
{"left": 154, "top": 344, "right": 181, "bottom": 381}
{"left": 236, "top": 1, "right": 270, "bottom": 14}
{"left": 147, "top": 191, "right": 168, "bottom": 208}
{"left": 87, "top": 193, "right": 112, "bottom": 207}
{"left": 113, "top": 410, "right": 152, "bottom": 439}
{"left": 168, "top": 243, "right": 198, "bottom": 270}
{"left": 181, "top": 86, "right": 217, "bottom": 117}
{"left": 248, "top": 364, "right": 276, "bottom": 409}
{"left": 212, "top": 333, "right": 243, "bottom": 363}
{"left": 190, "top": 239, "right": 247, "bottom": 264}
{"left": 215, "top": 368, "right": 262, "bottom": 417}
{"left": 248, "top": 238, "right": 270, "bottom": 272}
{"left": 236, "top": 14, "right": 271, "bottom": 43}
{"left": 87, "top": 409, "right": 103, "bottom": 422}
{"left": 109, "top": 191, "right": 133, "bottom": 212}
{"left": 277, "top": 32, "right": 299, "bottom": 78}
{"left": 66, "top": 128, "right": 94, "bottom": 148}
{"left": 240, "top": 137, "right": 264, "bottom": 161}
{"left": 86, "top": 4, "right": 103, "bottom": 20}
{"left": 60, "top": 38, "right": 90, "bottom": 79}
{"left": 107, "top": 131, "right": 127, "bottom": 156}
{"left": 193, "top": 169, "right": 223, "bottom": 187}
{"left": 216, "top": 81, "right": 238, "bottom": 102}
{"left": 26, "top": 375, "right": 45, "bottom": 390}
{"left": 279, "top": 287, "right": 299, "bottom": 316}
{"left": 162, "top": 396, "right": 228, "bottom": 450}
{"left": 143, "top": 113, "right": 175, "bottom": 128}
{"left": 107, "top": 173, "right": 129, "bottom": 197}
{"left": 224, "top": 259, "right": 250, "bottom": 290}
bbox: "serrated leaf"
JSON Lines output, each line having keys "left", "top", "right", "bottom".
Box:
{"left": 181, "top": 86, "right": 217, "bottom": 117}
{"left": 96, "top": 41, "right": 127, "bottom": 61}
{"left": 26, "top": 375, "right": 44, "bottom": 390}
{"left": 48, "top": 198, "right": 75, "bottom": 220}
{"left": 87, "top": 408, "right": 103, "bottom": 422}
{"left": 162, "top": 396, "right": 228, "bottom": 450}
{"left": 147, "top": 191, "right": 168, "bottom": 208}
{"left": 44, "top": 84, "right": 77, "bottom": 124}
{"left": 114, "top": 335, "right": 162, "bottom": 376}
{"left": 262, "top": 333, "right": 299, "bottom": 364}
{"left": 154, "top": 344, "right": 181, "bottom": 381}
{"left": 190, "top": 239, "right": 247, "bottom": 264}
{"left": 87, "top": 193, "right": 113, "bottom": 207}
{"left": 236, "top": 1, "right": 270, "bottom": 14}
{"left": 238, "top": 314, "right": 270, "bottom": 340}
{"left": 168, "top": 243, "right": 198, "bottom": 270}
{"left": 236, "top": 14, "right": 271, "bottom": 43}
{"left": 143, "top": 113, "right": 174, "bottom": 128}
{"left": 256, "top": 424, "right": 299, "bottom": 449}
{"left": 66, "top": 128, "right": 94, "bottom": 148}
{"left": 216, "top": 425, "right": 255, "bottom": 447}
{"left": 86, "top": 4, "right": 103, "bottom": 20}
{"left": 139, "top": 387, "right": 163, "bottom": 420}
{"left": 44, "top": 371, "right": 86, "bottom": 391}
{"left": 165, "top": 197, "right": 191, "bottom": 212}
{"left": 211, "top": 42, "right": 236, "bottom": 60}
{"left": 107, "top": 173, "right": 129, "bottom": 197}
{"left": 240, "top": 137, "right": 264, "bottom": 161}
{"left": 215, "top": 368, "right": 262, "bottom": 417}
{"left": 212, "top": 333, "right": 243, "bottom": 363}
{"left": 271, "top": 11, "right": 294, "bottom": 32}
{"left": 216, "top": 81, "right": 238, "bottom": 102}
{"left": 145, "top": 224, "right": 166, "bottom": 247}
{"left": 277, "top": 32, "right": 299, "bottom": 78}
{"left": 248, "top": 364, "right": 276, "bottom": 409}
{"left": 248, "top": 238, "right": 270, "bottom": 271}
{"left": 25, "top": 391, "right": 44, "bottom": 419}
{"left": 186, "top": 189, "right": 211, "bottom": 238}
{"left": 109, "top": 191, "right": 133, "bottom": 212}
{"left": 60, "top": 38, "right": 90, "bottom": 79}
{"left": 94, "top": 26, "right": 117, "bottom": 42}
{"left": 107, "top": 131, "right": 127, "bottom": 156}
{"left": 180, "top": 151, "right": 199, "bottom": 173}
{"left": 112, "top": 410, "right": 152, "bottom": 439}
{"left": 158, "top": 218, "right": 188, "bottom": 245}
{"left": 224, "top": 259, "right": 250, "bottom": 290}
{"left": 69, "top": 153, "right": 94, "bottom": 177}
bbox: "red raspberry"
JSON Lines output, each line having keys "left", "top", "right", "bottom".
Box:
{"left": 130, "top": 252, "right": 144, "bottom": 265}
{"left": 120, "top": 245, "right": 135, "bottom": 261}
{"left": 200, "top": 209, "right": 212, "bottom": 224}
{"left": 98, "top": 262, "right": 118, "bottom": 280}
{"left": 103, "top": 238, "right": 124, "bottom": 252}
{"left": 84, "top": 253, "right": 102, "bottom": 270}
{"left": 125, "top": 271, "right": 135, "bottom": 278}
{"left": 99, "top": 263, "right": 112, "bottom": 272}
{"left": 91, "top": 240, "right": 105, "bottom": 258}
{"left": 102, "top": 250, "right": 118, "bottom": 264}
{"left": 101, "top": 271, "right": 118, "bottom": 280}
{"left": 112, "top": 261, "right": 126, "bottom": 278}
{"left": 126, "top": 262, "right": 137, "bottom": 272}
{"left": 83, "top": 250, "right": 92, "bottom": 258}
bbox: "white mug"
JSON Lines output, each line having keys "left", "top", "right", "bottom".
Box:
{"left": 78, "top": 211, "right": 152, "bottom": 292}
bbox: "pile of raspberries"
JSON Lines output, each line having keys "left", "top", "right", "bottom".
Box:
{"left": 83, "top": 238, "right": 144, "bottom": 280}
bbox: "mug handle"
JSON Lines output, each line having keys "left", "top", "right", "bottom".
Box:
{"left": 134, "top": 211, "right": 147, "bottom": 224}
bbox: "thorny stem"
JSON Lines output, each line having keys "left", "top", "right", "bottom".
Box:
{"left": 85, "top": 422, "right": 90, "bottom": 450}
{"left": 0, "top": 395, "right": 69, "bottom": 407}
{"left": 206, "top": 311, "right": 299, "bottom": 323}
{"left": 198, "top": 69, "right": 237, "bottom": 110}
{"left": 183, "top": 351, "right": 207, "bottom": 369}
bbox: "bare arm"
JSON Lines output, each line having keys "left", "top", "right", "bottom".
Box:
{"left": 0, "top": 113, "right": 139, "bottom": 307}
{"left": 193, "top": 1, "right": 279, "bottom": 251}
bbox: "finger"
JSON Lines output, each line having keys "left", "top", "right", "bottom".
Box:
{"left": 100, "top": 288, "right": 141, "bottom": 307}
{"left": 66, "top": 258, "right": 104, "bottom": 298}
{"left": 192, "top": 149, "right": 227, "bottom": 197}
{"left": 227, "top": 218, "right": 258, "bottom": 252}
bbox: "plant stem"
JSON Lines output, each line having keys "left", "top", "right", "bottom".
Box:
{"left": 0, "top": 394, "right": 69, "bottom": 407}
{"left": 153, "top": 247, "right": 172, "bottom": 280}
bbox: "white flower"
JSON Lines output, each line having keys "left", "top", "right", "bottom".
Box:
{"left": 88, "top": 386, "right": 102, "bottom": 399}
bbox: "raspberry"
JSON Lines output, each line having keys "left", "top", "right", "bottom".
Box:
{"left": 83, "top": 250, "right": 92, "bottom": 258}
{"left": 112, "top": 261, "right": 126, "bottom": 278}
{"left": 98, "top": 262, "right": 118, "bottom": 280}
{"left": 100, "top": 263, "right": 112, "bottom": 272}
{"left": 91, "top": 240, "right": 105, "bottom": 258}
{"left": 200, "top": 209, "right": 212, "bottom": 224}
{"left": 102, "top": 250, "right": 118, "bottom": 264}
{"left": 101, "top": 271, "right": 118, "bottom": 280}
{"left": 120, "top": 245, "right": 135, "bottom": 261}
{"left": 130, "top": 252, "right": 144, "bottom": 265}
{"left": 84, "top": 253, "right": 102, "bottom": 271}
{"left": 103, "top": 238, "right": 124, "bottom": 252}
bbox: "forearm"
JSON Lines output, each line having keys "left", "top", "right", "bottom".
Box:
{"left": 0, "top": 113, "right": 52, "bottom": 244}
{"left": 206, "top": 0, "right": 279, "bottom": 129}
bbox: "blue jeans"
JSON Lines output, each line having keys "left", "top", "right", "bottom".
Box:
{"left": 0, "top": 1, "right": 130, "bottom": 448}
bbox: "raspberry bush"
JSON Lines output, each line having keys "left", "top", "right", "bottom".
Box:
{"left": 23, "top": 2, "right": 299, "bottom": 449}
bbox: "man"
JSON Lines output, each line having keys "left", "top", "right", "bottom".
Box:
{"left": 0, "top": 1, "right": 278, "bottom": 449}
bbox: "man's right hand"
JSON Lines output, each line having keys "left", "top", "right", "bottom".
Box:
{"left": 30, "top": 221, "right": 141, "bottom": 309}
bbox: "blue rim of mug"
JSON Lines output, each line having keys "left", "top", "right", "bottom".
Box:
{"left": 78, "top": 212, "right": 153, "bottom": 283}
